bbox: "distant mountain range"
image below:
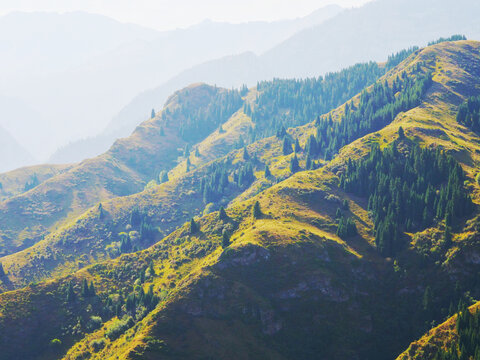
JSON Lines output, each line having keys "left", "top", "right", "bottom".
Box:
{"left": 49, "top": 0, "right": 480, "bottom": 165}
{"left": 0, "top": 6, "right": 343, "bottom": 167}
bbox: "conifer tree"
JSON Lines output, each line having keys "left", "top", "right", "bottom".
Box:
{"left": 0, "top": 262, "right": 5, "bottom": 277}
{"left": 282, "top": 137, "right": 293, "bottom": 155}
{"left": 89, "top": 281, "right": 96, "bottom": 297}
{"left": 253, "top": 201, "right": 262, "bottom": 219}
{"left": 219, "top": 207, "right": 228, "bottom": 221}
{"left": 294, "top": 138, "right": 302, "bottom": 152}
{"left": 190, "top": 218, "right": 198, "bottom": 234}
{"left": 222, "top": 230, "right": 230, "bottom": 248}
{"left": 195, "top": 147, "right": 200, "bottom": 157}
{"left": 264, "top": 165, "right": 271, "bottom": 178}
{"left": 81, "top": 278, "right": 89, "bottom": 297}
{"left": 66, "top": 280, "right": 76, "bottom": 302}
{"left": 98, "top": 203, "right": 105, "bottom": 220}
{"left": 151, "top": 109, "right": 155, "bottom": 119}
{"left": 290, "top": 154, "right": 300, "bottom": 173}
{"left": 398, "top": 126, "right": 405, "bottom": 139}
{"left": 243, "top": 147, "right": 250, "bottom": 160}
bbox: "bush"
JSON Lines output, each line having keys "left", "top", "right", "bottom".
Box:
{"left": 89, "top": 338, "right": 106, "bottom": 352}
{"left": 105, "top": 316, "right": 134, "bottom": 340}
{"left": 86, "top": 316, "right": 103, "bottom": 331}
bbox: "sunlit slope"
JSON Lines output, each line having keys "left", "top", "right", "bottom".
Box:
{"left": 0, "top": 84, "right": 232, "bottom": 256}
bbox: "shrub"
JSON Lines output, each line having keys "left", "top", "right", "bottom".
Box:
{"left": 89, "top": 338, "right": 106, "bottom": 352}
{"left": 105, "top": 316, "right": 134, "bottom": 340}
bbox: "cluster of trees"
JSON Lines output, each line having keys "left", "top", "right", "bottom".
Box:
{"left": 385, "top": 47, "right": 419, "bottom": 70}
{"left": 433, "top": 304, "right": 480, "bottom": 360}
{"left": 311, "top": 69, "right": 432, "bottom": 160}
{"left": 170, "top": 89, "right": 243, "bottom": 143}
{"left": 457, "top": 95, "right": 480, "bottom": 132}
{"left": 336, "top": 215, "right": 357, "bottom": 238}
{"left": 428, "top": 34, "right": 467, "bottom": 46}
{"left": 65, "top": 279, "right": 96, "bottom": 302}
{"left": 340, "top": 143, "right": 473, "bottom": 257}
{"left": 199, "top": 160, "right": 256, "bottom": 205}
{"left": 247, "top": 62, "right": 385, "bottom": 141}
{"left": 24, "top": 173, "right": 39, "bottom": 191}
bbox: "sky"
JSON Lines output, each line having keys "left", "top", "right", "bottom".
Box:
{"left": 0, "top": 0, "right": 374, "bottom": 31}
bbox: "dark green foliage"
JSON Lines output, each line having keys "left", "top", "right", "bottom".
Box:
{"left": 0, "top": 262, "right": 5, "bottom": 277}
{"left": 218, "top": 207, "right": 228, "bottom": 221}
{"left": 66, "top": 280, "right": 76, "bottom": 303}
{"left": 151, "top": 109, "right": 155, "bottom": 119}
{"left": 186, "top": 157, "right": 191, "bottom": 172}
{"left": 236, "top": 162, "right": 255, "bottom": 188}
{"left": 250, "top": 62, "right": 385, "bottom": 140}
{"left": 433, "top": 303, "right": 480, "bottom": 360}
{"left": 398, "top": 126, "right": 405, "bottom": 139}
{"left": 428, "top": 34, "right": 467, "bottom": 46}
{"left": 290, "top": 154, "right": 300, "bottom": 173}
{"left": 385, "top": 47, "right": 419, "bottom": 70}
{"left": 294, "top": 138, "right": 302, "bottom": 152}
{"left": 264, "top": 165, "right": 272, "bottom": 178}
{"left": 222, "top": 230, "right": 230, "bottom": 248}
{"left": 336, "top": 216, "right": 357, "bottom": 238}
{"left": 201, "top": 162, "right": 232, "bottom": 204}
{"left": 340, "top": 144, "right": 473, "bottom": 257}
{"left": 310, "top": 69, "right": 432, "bottom": 160}
{"left": 457, "top": 95, "right": 480, "bottom": 132}
{"left": 120, "top": 234, "right": 133, "bottom": 253}
{"left": 98, "top": 203, "right": 105, "bottom": 220}
{"left": 130, "top": 207, "right": 142, "bottom": 227}
{"left": 24, "top": 173, "right": 39, "bottom": 192}
{"left": 170, "top": 88, "right": 243, "bottom": 143}
{"left": 158, "top": 170, "right": 169, "bottom": 184}
{"left": 105, "top": 316, "right": 134, "bottom": 340}
{"left": 253, "top": 201, "right": 262, "bottom": 219}
{"left": 190, "top": 218, "right": 198, "bottom": 234}
{"left": 283, "top": 137, "right": 293, "bottom": 155}
{"left": 243, "top": 147, "right": 250, "bottom": 160}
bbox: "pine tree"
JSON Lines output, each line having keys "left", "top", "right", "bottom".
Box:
{"left": 282, "top": 137, "right": 293, "bottom": 155}
{"left": 398, "top": 126, "right": 405, "bottom": 139}
{"left": 186, "top": 158, "right": 191, "bottom": 172}
{"left": 444, "top": 226, "right": 453, "bottom": 249}
{"left": 98, "top": 203, "right": 105, "bottom": 220}
{"left": 0, "top": 262, "right": 5, "bottom": 277}
{"left": 253, "top": 201, "right": 262, "bottom": 219}
{"left": 81, "top": 278, "right": 89, "bottom": 297}
{"left": 89, "top": 281, "right": 96, "bottom": 297}
{"left": 294, "top": 138, "right": 302, "bottom": 152}
{"left": 219, "top": 207, "right": 228, "bottom": 221}
{"left": 151, "top": 109, "right": 155, "bottom": 119}
{"left": 66, "top": 280, "right": 76, "bottom": 302}
{"left": 264, "top": 165, "right": 271, "bottom": 178}
{"left": 222, "top": 230, "right": 230, "bottom": 248}
{"left": 159, "top": 170, "right": 169, "bottom": 183}
{"left": 190, "top": 218, "right": 198, "bottom": 234}
{"left": 290, "top": 154, "right": 300, "bottom": 173}
{"left": 195, "top": 147, "right": 200, "bottom": 157}
{"left": 243, "top": 147, "right": 250, "bottom": 160}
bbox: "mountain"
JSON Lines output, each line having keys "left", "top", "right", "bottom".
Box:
{"left": 1, "top": 6, "right": 343, "bottom": 163}
{"left": 53, "top": 0, "right": 480, "bottom": 165}
{"left": 0, "top": 125, "right": 35, "bottom": 172}
{"left": 0, "top": 39, "right": 479, "bottom": 360}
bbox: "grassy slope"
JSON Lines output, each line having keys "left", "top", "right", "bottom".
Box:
{"left": 0, "top": 84, "right": 225, "bottom": 256}
{"left": 1, "top": 41, "right": 480, "bottom": 360}
{"left": 0, "top": 164, "right": 72, "bottom": 202}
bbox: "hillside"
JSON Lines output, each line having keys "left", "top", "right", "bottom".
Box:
{"left": 0, "top": 40, "right": 479, "bottom": 360}
{"left": 0, "top": 84, "right": 239, "bottom": 256}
